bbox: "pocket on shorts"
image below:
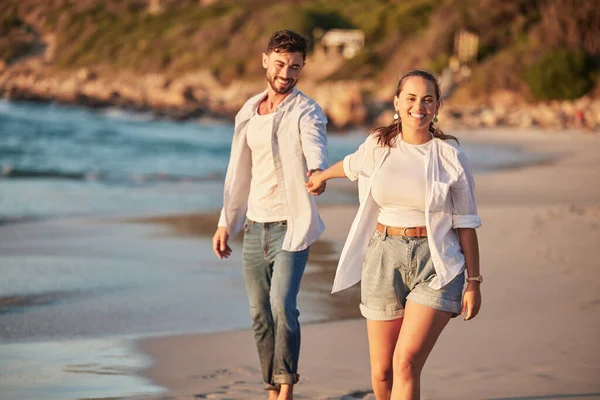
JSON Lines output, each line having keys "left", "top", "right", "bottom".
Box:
{"left": 362, "top": 231, "right": 381, "bottom": 275}
{"left": 367, "top": 230, "right": 380, "bottom": 246}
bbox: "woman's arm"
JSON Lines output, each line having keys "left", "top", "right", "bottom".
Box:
{"left": 458, "top": 228, "right": 481, "bottom": 321}
{"left": 306, "top": 160, "right": 346, "bottom": 195}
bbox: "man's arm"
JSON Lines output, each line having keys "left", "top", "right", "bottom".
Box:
{"left": 299, "top": 103, "right": 328, "bottom": 173}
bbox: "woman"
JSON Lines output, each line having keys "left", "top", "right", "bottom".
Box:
{"left": 306, "top": 69, "right": 482, "bottom": 400}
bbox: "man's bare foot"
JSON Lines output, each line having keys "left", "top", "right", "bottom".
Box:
{"left": 268, "top": 389, "right": 279, "bottom": 400}
{"left": 277, "top": 384, "right": 293, "bottom": 400}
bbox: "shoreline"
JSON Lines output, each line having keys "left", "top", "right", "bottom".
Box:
{"left": 0, "top": 125, "right": 587, "bottom": 227}
{"left": 129, "top": 129, "right": 600, "bottom": 399}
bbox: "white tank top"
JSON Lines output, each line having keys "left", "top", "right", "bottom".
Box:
{"left": 245, "top": 112, "right": 289, "bottom": 222}
{"left": 371, "top": 136, "right": 431, "bottom": 227}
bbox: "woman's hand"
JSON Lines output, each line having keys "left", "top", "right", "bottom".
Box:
{"left": 462, "top": 281, "right": 481, "bottom": 321}
{"left": 306, "top": 169, "right": 326, "bottom": 195}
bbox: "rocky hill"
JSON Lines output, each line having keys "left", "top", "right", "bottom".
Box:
{"left": 1, "top": 0, "right": 599, "bottom": 130}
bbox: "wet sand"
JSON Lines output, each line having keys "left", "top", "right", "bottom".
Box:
{"left": 0, "top": 190, "right": 360, "bottom": 400}
{"left": 132, "top": 129, "right": 600, "bottom": 400}
{"left": 127, "top": 203, "right": 363, "bottom": 322}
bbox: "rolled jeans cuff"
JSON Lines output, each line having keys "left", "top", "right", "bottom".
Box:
{"left": 273, "top": 373, "right": 299, "bottom": 385}
{"left": 264, "top": 383, "right": 280, "bottom": 391}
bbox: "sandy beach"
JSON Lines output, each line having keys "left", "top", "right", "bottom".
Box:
{"left": 124, "top": 128, "right": 600, "bottom": 400}
{"left": 1, "top": 127, "right": 598, "bottom": 400}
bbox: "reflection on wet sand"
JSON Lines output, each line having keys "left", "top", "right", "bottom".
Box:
{"left": 0, "top": 290, "right": 82, "bottom": 313}
{"left": 127, "top": 211, "right": 363, "bottom": 322}
{"left": 0, "top": 337, "right": 163, "bottom": 400}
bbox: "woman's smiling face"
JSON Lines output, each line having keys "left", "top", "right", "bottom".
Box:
{"left": 394, "top": 76, "right": 439, "bottom": 131}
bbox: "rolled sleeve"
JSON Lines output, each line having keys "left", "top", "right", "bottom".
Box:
{"left": 343, "top": 136, "right": 372, "bottom": 181}
{"left": 452, "top": 214, "right": 481, "bottom": 229}
{"left": 300, "top": 104, "right": 328, "bottom": 171}
{"left": 217, "top": 207, "right": 227, "bottom": 228}
{"left": 451, "top": 150, "right": 482, "bottom": 229}
{"left": 343, "top": 154, "right": 359, "bottom": 181}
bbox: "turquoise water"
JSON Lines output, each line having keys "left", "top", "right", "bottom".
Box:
{"left": 0, "top": 100, "right": 365, "bottom": 220}
{"left": 0, "top": 100, "right": 541, "bottom": 220}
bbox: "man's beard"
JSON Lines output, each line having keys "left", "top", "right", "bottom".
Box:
{"left": 267, "top": 73, "right": 297, "bottom": 95}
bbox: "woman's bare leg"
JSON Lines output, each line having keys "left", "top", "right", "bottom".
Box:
{"left": 366, "top": 318, "right": 404, "bottom": 400}
{"left": 391, "top": 301, "right": 452, "bottom": 400}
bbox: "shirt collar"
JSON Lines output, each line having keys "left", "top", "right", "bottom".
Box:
{"left": 245, "top": 87, "right": 300, "bottom": 118}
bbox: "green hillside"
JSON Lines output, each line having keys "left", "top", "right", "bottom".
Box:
{"left": 1, "top": 0, "right": 598, "bottom": 101}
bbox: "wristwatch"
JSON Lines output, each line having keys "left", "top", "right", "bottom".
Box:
{"left": 466, "top": 275, "right": 483, "bottom": 283}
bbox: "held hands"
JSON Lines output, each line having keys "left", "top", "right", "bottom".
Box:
{"left": 305, "top": 169, "right": 326, "bottom": 196}
{"left": 461, "top": 281, "right": 482, "bottom": 321}
{"left": 212, "top": 226, "right": 232, "bottom": 259}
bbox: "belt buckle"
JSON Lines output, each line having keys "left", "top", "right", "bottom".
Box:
{"left": 403, "top": 227, "right": 421, "bottom": 238}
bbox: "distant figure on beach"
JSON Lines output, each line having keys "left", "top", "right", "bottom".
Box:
{"left": 306, "top": 69, "right": 482, "bottom": 399}
{"left": 212, "top": 30, "right": 328, "bottom": 400}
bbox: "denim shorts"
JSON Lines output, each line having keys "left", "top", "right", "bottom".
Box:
{"left": 360, "top": 230, "right": 464, "bottom": 320}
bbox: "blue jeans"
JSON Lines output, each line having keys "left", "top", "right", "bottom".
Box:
{"left": 242, "top": 219, "right": 309, "bottom": 391}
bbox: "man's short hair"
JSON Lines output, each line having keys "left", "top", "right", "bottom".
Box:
{"left": 266, "top": 30, "right": 309, "bottom": 61}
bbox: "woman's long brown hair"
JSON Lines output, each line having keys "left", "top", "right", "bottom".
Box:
{"left": 373, "top": 70, "right": 458, "bottom": 147}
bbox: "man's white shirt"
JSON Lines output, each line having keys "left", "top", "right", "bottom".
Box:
{"left": 218, "top": 88, "right": 328, "bottom": 252}
{"left": 245, "top": 112, "right": 289, "bottom": 223}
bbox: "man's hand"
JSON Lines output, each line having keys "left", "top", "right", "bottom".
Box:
{"left": 212, "top": 226, "right": 232, "bottom": 259}
{"left": 306, "top": 169, "right": 326, "bottom": 196}
{"left": 461, "top": 282, "right": 481, "bottom": 321}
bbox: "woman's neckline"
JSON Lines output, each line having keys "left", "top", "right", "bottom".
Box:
{"left": 397, "top": 132, "right": 434, "bottom": 148}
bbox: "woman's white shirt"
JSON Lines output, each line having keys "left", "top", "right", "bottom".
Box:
{"left": 372, "top": 137, "right": 430, "bottom": 228}
{"left": 332, "top": 134, "right": 481, "bottom": 293}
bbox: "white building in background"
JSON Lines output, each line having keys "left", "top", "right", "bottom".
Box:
{"left": 316, "top": 29, "right": 365, "bottom": 59}
{"left": 455, "top": 30, "right": 479, "bottom": 64}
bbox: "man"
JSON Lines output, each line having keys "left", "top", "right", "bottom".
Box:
{"left": 212, "top": 30, "right": 328, "bottom": 400}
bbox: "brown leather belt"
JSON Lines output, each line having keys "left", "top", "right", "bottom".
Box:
{"left": 376, "top": 223, "right": 427, "bottom": 238}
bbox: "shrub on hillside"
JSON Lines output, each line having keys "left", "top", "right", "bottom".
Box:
{"left": 523, "top": 49, "right": 594, "bottom": 100}
{"left": 0, "top": 6, "right": 36, "bottom": 62}
{"left": 536, "top": 0, "right": 599, "bottom": 56}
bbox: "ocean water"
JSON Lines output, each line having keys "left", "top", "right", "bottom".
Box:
{"left": 0, "top": 100, "right": 542, "bottom": 220}
{"left": 0, "top": 100, "right": 366, "bottom": 220}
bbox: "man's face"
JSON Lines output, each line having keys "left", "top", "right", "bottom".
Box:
{"left": 262, "top": 50, "right": 304, "bottom": 95}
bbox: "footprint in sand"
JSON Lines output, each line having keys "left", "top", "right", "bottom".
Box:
{"left": 188, "top": 366, "right": 376, "bottom": 399}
